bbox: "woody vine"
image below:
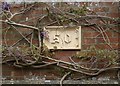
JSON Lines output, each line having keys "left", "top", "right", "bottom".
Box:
{"left": 0, "top": 2, "right": 120, "bottom": 85}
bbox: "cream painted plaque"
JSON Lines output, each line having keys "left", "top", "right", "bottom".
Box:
{"left": 43, "top": 26, "right": 81, "bottom": 49}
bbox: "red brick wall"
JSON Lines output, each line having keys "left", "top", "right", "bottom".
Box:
{"left": 1, "top": 2, "right": 120, "bottom": 80}
{"left": 80, "top": 2, "right": 119, "bottom": 50}
{"left": 2, "top": 2, "right": 119, "bottom": 50}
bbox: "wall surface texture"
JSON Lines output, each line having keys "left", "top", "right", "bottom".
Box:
{"left": 1, "top": 2, "right": 120, "bottom": 80}
{"left": 2, "top": 2, "right": 120, "bottom": 50}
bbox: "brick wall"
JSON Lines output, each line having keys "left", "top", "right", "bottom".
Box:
{"left": 2, "top": 2, "right": 119, "bottom": 50}
{"left": 81, "top": 2, "right": 119, "bottom": 50}
{"left": 1, "top": 2, "right": 120, "bottom": 81}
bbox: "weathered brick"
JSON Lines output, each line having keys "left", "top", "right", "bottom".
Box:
{"left": 93, "top": 7, "right": 109, "bottom": 13}
{"left": 83, "top": 31, "right": 99, "bottom": 38}
{"left": 96, "top": 38, "right": 105, "bottom": 43}
{"left": 83, "top": 38, "right": 96, "bottom": 45}
{"left": 2, "top": 2, "right": 120, "bottom": 79}
{"left": 109, "top": 6, "right": 119, "bottom": 13}
{"left": 82, "top": 27, "right": 96, "bottom": 32}
{"left": 111, "top": 43, "right": 119, "bottom": 49}
{"left": 113, "top": 32, "right": 119, "bottom": 37}
{"left": 96, "top": 37, "right": 118, "bottom": 44}
{"left": 81, "top": 45, "right": 91, "bottom": 50}
{"left": 99, "top": 2, "right": 113, "bottom": 6}
{"left": 106, "top": 31, "right": 113, "bottom": 37}
{"left": 108, "top": 13, "right": 119, "bottom": 18}
{"left": 32, "top": 39, "right": 39, "bottom": 44}
{"left": 97, "top": 31, "right": 113, "bottom": 38}
{"left": 2, "top": 2, "right": 119, "bottom": 50}
{"left": 109, "top": 38, "right": 119, "bottom": 43}
{"left": 95, "top": 44, "right": 111, "bottom": 49}
{"left": 99, "top": 2, "right": 119, "bottom": 7}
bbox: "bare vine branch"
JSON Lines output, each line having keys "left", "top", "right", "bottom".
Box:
{"left": 60, "top": 71, "right": 71, "bottom": 86}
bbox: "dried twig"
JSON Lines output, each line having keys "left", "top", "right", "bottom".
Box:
{"left": 57, "top": 63, "right": 120, "bottom": 76}
{"left": 11, "top": 31, "right": 33, "bottom": 47}
{"left": 38, "top": 30, "right": 41, "bottom": 48}
{"left": 10, "top": 25, "right": 38, "bottom": 49}
{"left": 60, "top": 71, "right": 71, "bottom": 86}
{"left": 31, "top": 62, "right": 57, "bottom": 68}
{"left": 8, "top": 48, "right": 19, "bottom": 64}
{"left": 2, "top": 59, "right": 16, "bottom": 64}
{"left": 118, "top": 70, "right": 120, "bottom": 80}
{"left": 69, "top": 57, "right": 78, "bottom": 69}
{"left": 1, "top": 20, "right": 39, "bottom": 30}
{"left": 89, "top": 57, "right": 98, "bottom": 69}
{"left": 43, "top": 56, "right": 101, "bottom": 71}
{"left": 1, "top": 2, "right": 119, "bottom": 78}
{"left": 4, "top": 27, "right": 10, "bottom": 47}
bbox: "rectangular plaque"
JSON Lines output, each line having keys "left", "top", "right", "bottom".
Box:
{"left": 43, "top": 26, "right": 81, "bottom": 49}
